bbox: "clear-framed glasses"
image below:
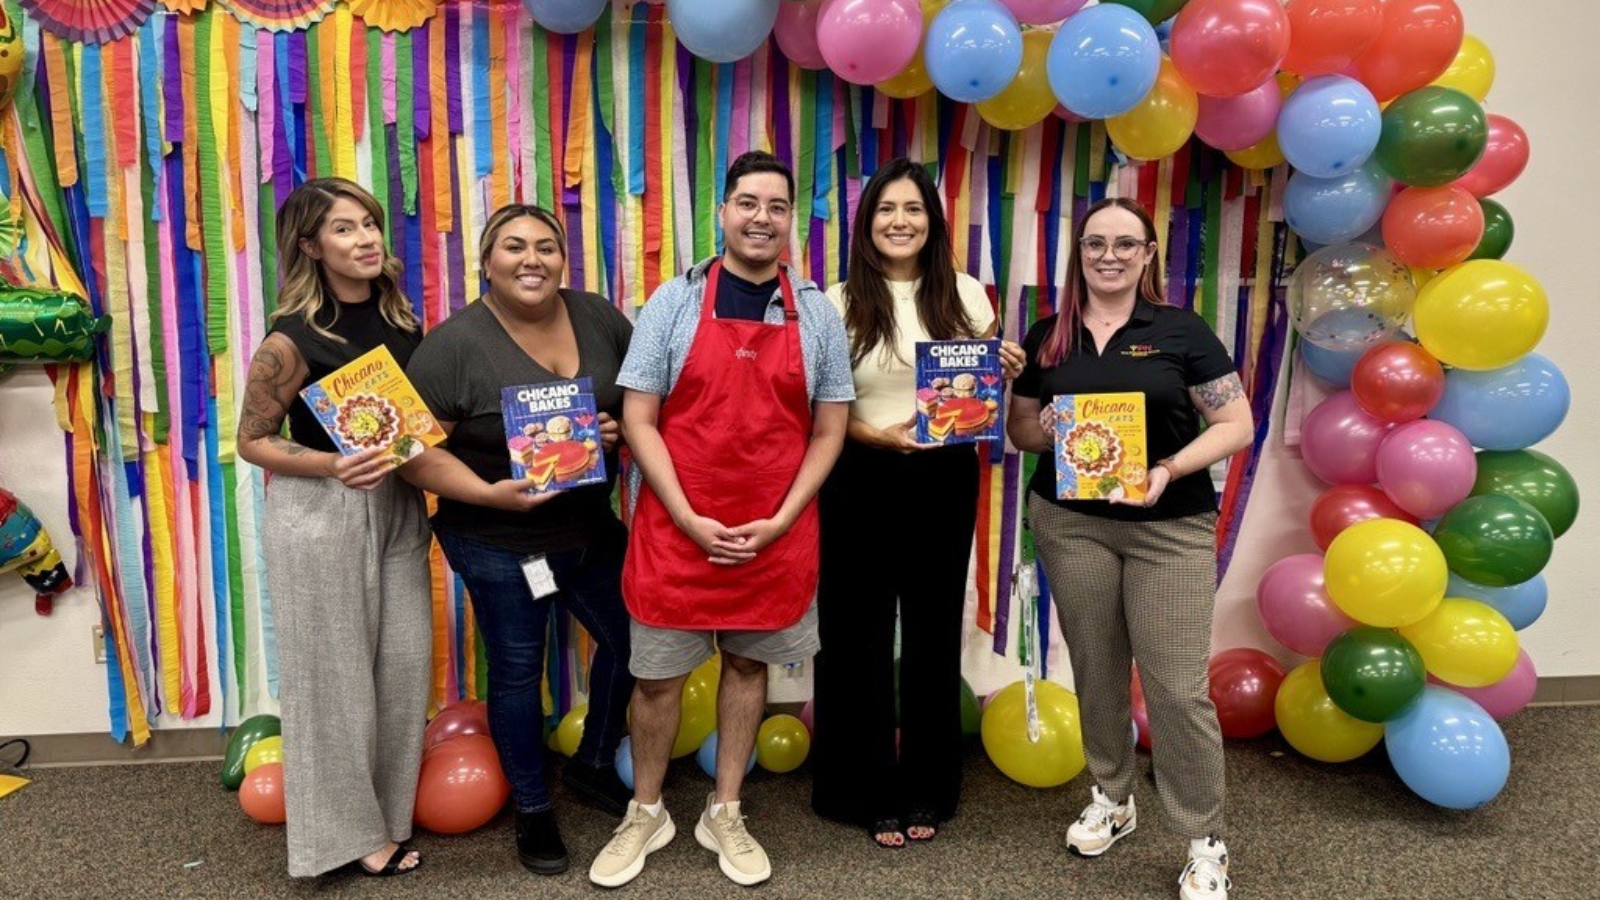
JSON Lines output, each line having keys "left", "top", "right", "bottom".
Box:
{"left": 1079, "top": 236, "right": 1152, "bottom": 261}
{"left": 729, "top": 195, "right": 793, "bottom": 220}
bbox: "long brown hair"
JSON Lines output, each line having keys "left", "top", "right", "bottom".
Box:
{"left": 270, "top": 177, "right": 416, "bottom": 341}
{"left": 1039, "top": 197, "right": 1166, "bottom": 367}
{"left": 842, "top": 158, "right": 979, "bottom": 368}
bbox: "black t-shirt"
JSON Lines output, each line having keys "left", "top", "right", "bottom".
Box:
{"left": 268, "top": 298, "right": 422, "bottom": 454}
{"left": 1013, "top": 300, "right": 1237, "bottom": 522}
{"left": 406, "top": 290, "right": 633, "bottom": 554}
{"left": 716, "top": 269, "right": 779, "bottom": 321}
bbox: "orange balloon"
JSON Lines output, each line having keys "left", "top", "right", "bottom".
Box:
{"left": 1281, "top": 0, "right": 1382, "bottom": 77}
{"left": 1351, "top": 0, "right": 1464, "bottom": 101}
{"left": 1380, "top": 185, "right": 1483, "bottom": 270}
{"left": 414, "top": 734, "right": 511, "bottom": 835}
{"left": 239, "top": 762, "right": 287, "bottom": 825}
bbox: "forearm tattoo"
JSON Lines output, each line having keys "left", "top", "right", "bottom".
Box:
{"left": 265, "top": 434, "right": 311, "bottom": 456}
{"left": 239, "top": 341, "right": 298, "bottom": 442}
{"left": 1193, "top": 372, "right": 1245, "bottom": 412}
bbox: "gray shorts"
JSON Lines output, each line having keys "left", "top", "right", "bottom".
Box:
{"left": 629, "top": 602, "right": 820, "bottom": 680}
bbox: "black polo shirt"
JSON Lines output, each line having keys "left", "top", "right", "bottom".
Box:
{"left": 1014, "top": 300, "right": 1237, "bottom": 522}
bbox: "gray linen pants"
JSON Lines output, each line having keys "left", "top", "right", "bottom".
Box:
{"left": 1029, "top": 495, "right": 1226, "bottom": 840}
{"left": 264, "top": 473, "right": 433, "bottom": 876}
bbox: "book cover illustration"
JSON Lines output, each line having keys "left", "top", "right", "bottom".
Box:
{"left": 501, "top": 377, "right": 606, "bottom": 492}
{"left": 1052, "top": 392, "right": 1148, "bottom": 502}
{"left": 299, "top": 344, "right": 446, "bottom": 464}
{"left": 914, "top": 339, "right": 1004, "bottom": 444}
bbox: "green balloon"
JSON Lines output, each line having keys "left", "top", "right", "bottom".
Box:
{"left": 1433, "top": 495, "right": 1553, "bottom": 587}
{"left": 1469, "top": 199, "right": 1514, "bottom": 261}
{"left": 0, "top": 278, "right": 112, "bottom": 365}
{"left": 1320, "top": 626, "right": 1427, "bottom": 723}
{"left": 221, "top": 714, "right": 282, "bottom": 790}
{"left": 1374, "top": 86, "right": 1488, "bottom": 187}
{"left": 1472, "top": 450, "right": 1579, "bottom": 538}
{"left": 960, "top": 679, "right": 982, "bottom": 740}
{"left": 1102, "top": 0, "right": 1190, "bottom": 25}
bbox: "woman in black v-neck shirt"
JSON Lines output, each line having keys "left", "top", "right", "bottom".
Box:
{"left": 1006, "top": 198, "right": 1253, "bottom": 900}
{"left": 402, "top": 204, "right": 634, "bottom": 876}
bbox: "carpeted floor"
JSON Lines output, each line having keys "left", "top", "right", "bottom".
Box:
{"left": 2, "top": 706, "right": 1594, "bottom": 900}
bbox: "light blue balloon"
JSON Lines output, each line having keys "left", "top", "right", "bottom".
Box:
{"left": 1285, "top": 162, "right": 1394, "bottom": 246}
{"left": 696, "top": 729, "right": 757, "bottom": 778}
{"left": 615, "top": 736, "right": 635, "bottom": 790}
{"left": 925, "top": 0, "right": 1024, "bottom": 103}
{"left": 1384, "top": 686, "right": 1510, "bottom": 810}
{"left": 1278, "top": 76, "right": 1382, "bottom": 179}
{"left": 1155, "top": 16, "right": 1174, "bottom": 54}
{"left": 1446, "top": 573, "right": 1548, "bottom": 631}
{"left": 1047, "top": 4, "right": 1161, "bottom": 119}
{"left": 667, "top": 0, "right": 780, "bottom": 64}
{"left": 524, "top": 0, "right": 608, "bottom": 34}
{"left": 1429, "top": 353, "right": 1570, "bottom": 451}
{"left": 1299, "top": 339, "right": 1363, "bottom": 387}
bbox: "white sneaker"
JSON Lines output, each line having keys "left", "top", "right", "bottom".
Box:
{"left": 1066, "top": 786, "right": 1137, "bottom": 857}
{"left": 694, "top": 793, "right": 772, "bottom": 886}
{"left": 1179, "top": 837, "right": 1231, "bottom": 900}
{"left": 588, "top": 801, "right": 676, "bottom": 888}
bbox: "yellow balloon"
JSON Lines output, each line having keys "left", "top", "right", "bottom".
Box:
{"left": 754, "top": 714, "right": 811, "bottom": 774}
{"left": 875, "top": 0, "right": 949, "bottom": 100}
{"left": 1430, "top": 34, "right": 1494, "bottom": 103}
{"left": 243, "top": 735, "right": 283, "bottom": 775}
{"left": 1413, "top": 259, "right": 1549, "bottom": 371}
{"left": 1274, "top": 661, "right": 1384, "bottom": 763}
{"left": 1409, "top": 266, "right": 1440, "bottom": 292}
{"left": 976, "top": 30, "right": 1056, "bottom": 131}
{"left": 1106, "top": 56, "right": 1198, "bottom": 162}
{"left": 672, "top": 666, "right": 718, "bottom": 758}
{"left": 980, "top": 680, "right": 1086, "bottom": 788}
{"left": 1398, "top": 598, "right": 1519, "bottom": 688}
{"left": 1324, "top": 519, "right": 1447, "bottom": 628}
{"left": 0, "top": 8, "right": 22, "bottom": 112}
{"left": 1224, "top": 72, "right": 1298, "bottom": 170}
{"left": 556, "top": 704, "right": 587, "bottom": 758}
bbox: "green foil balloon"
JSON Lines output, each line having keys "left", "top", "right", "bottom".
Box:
{"left": 1320, "top": 626, "right": 1427, "bottom": 723}
{"left": 1433, "top": 494, "right": 1553, "bottom": 587}
{"left": 221, "top": 714, "right": 282, "bottom": 790}
{"left": 0, "top": 278, "right": 112, "bottom": 366}
{"left": 1374, "top": 86, "right": 1488, "bottom": 187}
{"left": 1469, "top": 198, "right": 1514, "bottom": 260}
{"left": 1472, "top": 450, "right": 1579, "bottom": 538}
{"left": 1102, "top": 0, "right": 1190, "bottom": 26}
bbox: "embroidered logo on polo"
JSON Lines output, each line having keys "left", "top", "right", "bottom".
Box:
{"left": 1121, "top": 344, "right": 1160, "bottom": 358}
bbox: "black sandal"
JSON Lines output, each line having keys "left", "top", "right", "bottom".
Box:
{"left": 870, "top": 818, "right": 906, "bottom": 849}
{"left": 905, "top": 808, "right": 939, "bottom": 842}
{"left": 358, "top": 843, "right": 422, "bottom": 877}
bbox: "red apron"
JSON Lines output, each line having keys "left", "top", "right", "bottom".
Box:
{"left": 623, "top": 261, "right": 818, "bottom": 630}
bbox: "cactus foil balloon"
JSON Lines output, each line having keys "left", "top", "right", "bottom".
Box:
{"left": 0, "top": 278, "right": 111, "bottom": 374}
{"left": 0, "top": 487, "right": 73, "bottom": 615}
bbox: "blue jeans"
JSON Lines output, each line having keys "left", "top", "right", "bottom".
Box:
{"left": 435, "top": 527, "right": 634, "bottom": 813}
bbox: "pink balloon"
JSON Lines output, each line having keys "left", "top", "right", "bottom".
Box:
{"left": 1195, "top": 77, "right": 1282, "bottom": 150}
{"left": 1052, "top": 104, "right": 1088, "bottom": 123}
{"left": 999, "top": 0, "right": 1087, "bottom": 26}
{"left": 1375, "top": 420, "right": 1477, "bottom": 519}
{"left": 774, "top": 0, "right": 828, "bottom": 70}
{"left": 424, "top": 700, "right": 490, "bottom": 752}
{"left": 1131, "top": 667, "right": 1152, "bottom": 751}
{"left": 1433, "top": 649, "right": 1536, "bottom": 720}
{"left": 816, "top": 0, "right": 923, "bottom": 86}
{"left": 1452, "top": 114, "right": 1530, "bottom": 198}
{"left": 798, "top": 698, "right": 815, "bottom": 735}
{"left": 1171, "top": 0, "right": 1292, "bottom": 97}
{"left": 1300, "top": 390, "right": 1393, "bottom": 485}
{"left": 1256, "top": 553, "right": 1359, "bottom": 657}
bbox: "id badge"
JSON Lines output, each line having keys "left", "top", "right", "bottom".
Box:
{"left": 520, "top": 555, "right": 558, "bottom": 599}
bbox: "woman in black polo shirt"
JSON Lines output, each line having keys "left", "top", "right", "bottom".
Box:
{"left": 1007, "top": 197, "right": 1252, "bottom": 900}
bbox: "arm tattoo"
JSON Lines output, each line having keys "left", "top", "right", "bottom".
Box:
{"left": 239, "top": 340, "right": 301, "bottom": 442}
{"left": 265, "top": 434, "right": 312, "bottom": 457}
{"left": 1193, "top": 372, "right": 1245, "bottom": 412}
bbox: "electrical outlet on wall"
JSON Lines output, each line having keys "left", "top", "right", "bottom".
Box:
{"left": 92, "top": 624, "right": 106, "bottom": 664}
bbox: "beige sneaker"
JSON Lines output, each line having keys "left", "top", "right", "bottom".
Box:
{"left": 694, "top": 793, "right": 772, "bottom": 885}
{"left": 1066, "top": 786, "right": 1137, "bottom": 857}
{"left": 588, "top": 801, "right": 676, "bottom": 888}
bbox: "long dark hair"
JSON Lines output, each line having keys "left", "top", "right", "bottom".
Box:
{"left": 1039, "top": 197, "right": 1167, "bottom": 367}
{"left": 842, "top": 158, "right": 979, "bottom": 367}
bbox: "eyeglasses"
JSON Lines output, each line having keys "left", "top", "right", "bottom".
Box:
{"left": 1079, "top": 236, "right": 1152, "bottom": 261}
{"left": 729, "top": 196, "right": 793, "bottom": 220}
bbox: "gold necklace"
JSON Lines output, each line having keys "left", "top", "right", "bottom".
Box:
{"left": 1085, "top": 308, "right": 1130, "bottom": 328}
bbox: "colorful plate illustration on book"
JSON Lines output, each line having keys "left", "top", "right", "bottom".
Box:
{"left": 525, "top": 440, "right": 596, "bottom": 489}
{"left": 1060, "top": 420, "right": 1123, "bottom": 478}
{"left": 937, "top": 396, "right": 994, "bottom": 433}
{"left": 334, "top": 393, "right": 399, "bottom": 449}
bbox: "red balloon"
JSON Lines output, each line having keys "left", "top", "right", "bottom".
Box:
{"left": 1351, "top": 0, "right": 1463, "bottom": 101}
{"left": 423, "top": 700, "right": 491, "bottom": 752}
{"left": 1170, "top": 0, "right": 1291, "bottom": 98}
{"left": 1453, "top": 115, "right": 1529, "bottom": 198}
{"left": 1380, "top": 185, "right": 1483, "bottom": 269}
{"left": 1350, "top": 341, "right": 1445, "bottom": 423}
{"left": 1131, "top": 667, "right": 1152, "bottom": 751}
{"left": 1308, "top": 483, "right": 1417, "bottom": 551}
{"left": 1207, "top": 648, "right": 1287, "bottom": 739}
{"left": 240, "top": 762, "right": 287, "bottom": 825}
{"left": 414, "top": 734, "right": 510, "bottom": 835}
{"left": 1281, "top": 0, "right": 1382, "bottom": 77}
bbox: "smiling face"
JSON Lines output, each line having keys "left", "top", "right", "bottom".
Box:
{"left": 302, "top": 197, "right": 387, "bottom": 290}
{"left": 719, "top": 171, "right": 793, "bottom": 275}
{"left": 483, "top": 214, "right": 566, "bottom": 314}
{"left": 1078, "top": 205, "right": 1156, "bottom": 300}
{"left": 870, "top": 177, "right": 930, "bottom": 277}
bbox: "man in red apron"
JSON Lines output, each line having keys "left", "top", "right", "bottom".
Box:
{"left": 589, "top": 152, "right": 854, "bottom": 889}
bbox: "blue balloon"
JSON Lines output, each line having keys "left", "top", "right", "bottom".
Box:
{"left": 667, "top": 0, "right": 780, "bottom": 64}
{"left": 1278, "top": 76, "right": 1382, "bottom": 179}
{"left": 1446, "top": 573, "right": 1548, "bottom": 631}
{"left": 696, "top": 729, "right": 757, "bottom": 778}
{"left": 1155, "top": 16, "right": 1174, "bottom": 54}
{"left": 1047, "top": 4, "right": 1161, "bottom": 119}
{"left": 925, "top": 0, "right": 1024, "bottom": 103}
{"left": 524, "top": 0, "right": 608, "bottom": 34}
{"left": 1299, "top": 339, "right": 1363, "bottom": 387}
{"left": 1285, "top": 162, "right": 1394, "bottom": 246}
{"left": 1384, "top": 686, "right": 1510, "bottom": 810}
{"left": 615, "top": 736, "right": 635, "bottom": 790}
{"left": 1429, "top": 353, "right": 1570, "bottom": 451}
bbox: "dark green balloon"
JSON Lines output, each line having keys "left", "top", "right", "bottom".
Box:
{"left": 1102, "top": 0, "right": 1190, "bottom": 26}
{"left": 1472, "top": 450, "right": 1579, "bottom": 538}
{"left": 1374, "top": 86, "right": 1488, "bottom": 187}
{"left": 1469, "top": 198, "right": 1514, "bottom": 260}
{"left": 1433, "top": 494, "right": 1553, "bottom": 587}
{"left": 1320, "top": 626, "right": 1426, "bottom": 723}
{"left": 960, "top": 679, "right": 982, "bottom": 740}
{"left": 221, "top": 714, "right": 281, "bottom": 790}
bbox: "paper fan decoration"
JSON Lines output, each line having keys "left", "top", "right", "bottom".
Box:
{"left": 16, "top": 0, "right": 158, "bottom": 44}
{"left": 0, "top": 198, "right": 19, "bottom": 259}
{"left": 216, "top": 0, "right": 336, "bottom": 31}
{"left": 160, "top": 0, "right": 209, "bottom": 13}
{"left": 348, "top": 0, "right": 440, "bottom": 32}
